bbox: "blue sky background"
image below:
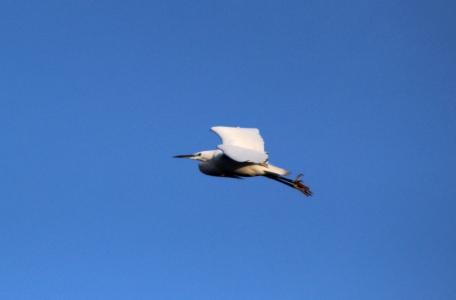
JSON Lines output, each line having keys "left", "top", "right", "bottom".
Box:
{"left": 1, "top": 1, "right": 455, "bottom": 299}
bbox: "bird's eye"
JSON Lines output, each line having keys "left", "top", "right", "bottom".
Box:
{"left": 197, "top": 153, "right": 201, "bottom": 156}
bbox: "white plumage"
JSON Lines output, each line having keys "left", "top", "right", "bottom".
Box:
{"left": 174, "top": 126, "right": 312, "bottom": 196}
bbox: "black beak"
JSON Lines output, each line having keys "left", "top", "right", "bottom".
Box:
{"left": 173, "top": 154, "right": 194, "bottom": 158}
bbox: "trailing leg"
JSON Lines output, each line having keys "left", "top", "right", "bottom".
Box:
{"left": 265, "top": 173, "right": 313, "bottom": 196}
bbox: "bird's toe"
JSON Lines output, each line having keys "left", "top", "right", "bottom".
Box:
{"left": 292, "top": 174, "right": 313, "bottom": 196}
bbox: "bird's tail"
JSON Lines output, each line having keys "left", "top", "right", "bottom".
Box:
{"left": 265, "top": 164, "right": 290, "bottom": 176}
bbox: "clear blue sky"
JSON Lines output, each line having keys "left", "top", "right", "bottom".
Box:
{"left": 1, "top": 1, "right": 455, "bottom": 299}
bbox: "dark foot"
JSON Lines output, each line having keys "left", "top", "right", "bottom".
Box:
{"left": 292, "top": 174, "right": 313, "bottom": 196}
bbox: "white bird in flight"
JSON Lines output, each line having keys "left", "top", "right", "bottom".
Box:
{"left": 174, "top": 126, "right": 312, "bottom": 196}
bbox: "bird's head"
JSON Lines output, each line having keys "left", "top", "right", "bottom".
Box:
{"left": 173, "top": 150, "right": 216, "bottom": 162}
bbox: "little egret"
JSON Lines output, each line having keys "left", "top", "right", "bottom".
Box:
{"left": 174, "top": 126, "right": 312, "bottom": 196}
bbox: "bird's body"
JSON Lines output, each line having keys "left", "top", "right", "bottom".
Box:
{"left": 174, "top": 126, "right": 312, "bottom": 196}
{"left": 196, "top": 149, "right": 288, "bottom": 178}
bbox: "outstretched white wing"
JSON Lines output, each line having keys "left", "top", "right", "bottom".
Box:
{"left": 211, "top": 126, "right": 268, "bottom": 163}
